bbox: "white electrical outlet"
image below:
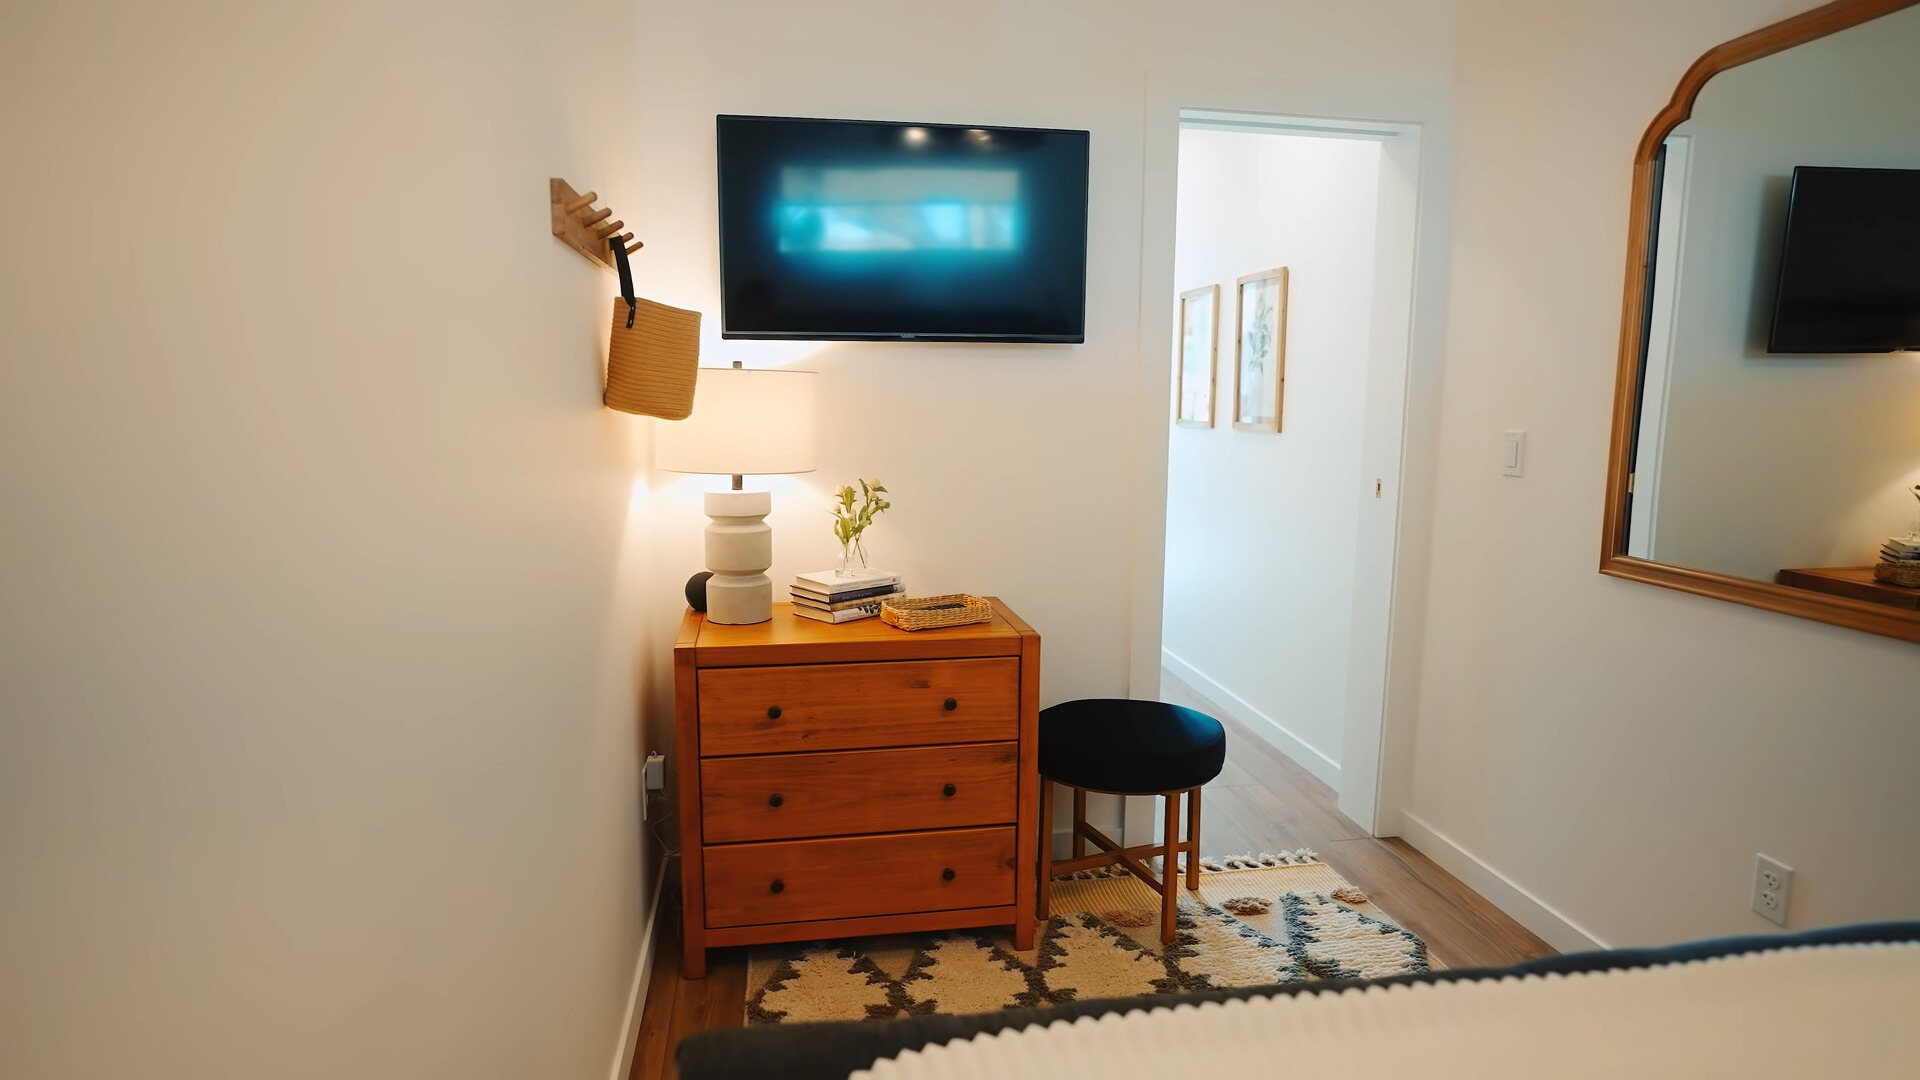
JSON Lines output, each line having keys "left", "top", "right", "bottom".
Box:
{"left": 1751, "top": 854, "right": 1793, "bottom": 927}
{"left": 641, "top": 752, "right": 667, "bottom": 821}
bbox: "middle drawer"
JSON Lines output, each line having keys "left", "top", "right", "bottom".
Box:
{"left": 701, "top": 742, "right": 1018, "bottom": 844}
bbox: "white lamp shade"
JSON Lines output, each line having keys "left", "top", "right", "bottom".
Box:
{"left": 654, "top": 366, "right": 817, "bottom": 476}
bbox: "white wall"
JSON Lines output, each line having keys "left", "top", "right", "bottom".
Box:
{"left": 1649, "top": 5, "right": 1920, "bottom": 579}
{"left": 1162, "top": 127, "right": 1382, "bottom": 780}
{"left": 1408, "top": 0, "right": 1920, "bottom": 952}
{"left": 0, "top": 3, "right": 655, "bottom": 1077}
{"left": 631, "top": 0, "right": 1455, "bottom": 839}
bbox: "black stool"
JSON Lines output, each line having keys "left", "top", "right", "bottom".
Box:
{"left": 1037, "top": 699, "right": 1227, "bottom": 943}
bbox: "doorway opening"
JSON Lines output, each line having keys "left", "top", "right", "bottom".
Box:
{"left": 1135, "top": 109, "right": 1427, "bottom": 847}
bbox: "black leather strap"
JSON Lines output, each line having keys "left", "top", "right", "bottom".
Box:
{"left": 611, "top": 236, "right": 636, "bottom": 328}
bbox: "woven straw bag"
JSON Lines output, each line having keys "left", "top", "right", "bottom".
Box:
{"left": 603, "top": 236, "right": 699, "bottom": 419}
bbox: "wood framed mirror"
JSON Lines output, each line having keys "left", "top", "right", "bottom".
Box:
{"left": 1601, "top": 0, "right": 1920, "bottom": 645}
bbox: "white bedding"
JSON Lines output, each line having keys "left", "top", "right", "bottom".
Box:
{"left": 855, "top": 942, "right": 1920, "bottom": 1079}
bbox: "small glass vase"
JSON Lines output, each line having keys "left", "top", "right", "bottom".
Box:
{"left": 836, "top": 536, "right": 870, "bottom": 577}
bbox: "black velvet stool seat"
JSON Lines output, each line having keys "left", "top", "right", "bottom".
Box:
{"left": 1037, "top": 699, "right": 1227, "bottom": 943}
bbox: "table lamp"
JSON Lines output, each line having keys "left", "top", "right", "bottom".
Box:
{"left": 655, "top": 362, "right": 818, "bottom": 624}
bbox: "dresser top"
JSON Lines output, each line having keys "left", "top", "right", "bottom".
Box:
{"left": 678, "top": 597, "right": 1037, "bottom": 667}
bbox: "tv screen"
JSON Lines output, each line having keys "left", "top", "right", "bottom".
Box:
{"left": 1768, "top": 166, "right": 1920, "bottom": 353}
{"left": 716, "top": 115, "right": 1090, "bottom": 343}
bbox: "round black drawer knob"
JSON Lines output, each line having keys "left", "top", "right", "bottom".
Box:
{"left": 943, "top": 698, "right": 957, "bottom": 712}
{"left": 770, "top": 879, "right": 785, "bottom": 894}
{"left": 942, "top": 783, "right": 957, "bottom": 797}
{"left": 768, "top": 793, "right": 783, "bottom": 808}
{"left": 941, "top": 868, "right": 956, "bottom": 882}
{"left": 767, "top": 706, "right": 782, "bottom": 719}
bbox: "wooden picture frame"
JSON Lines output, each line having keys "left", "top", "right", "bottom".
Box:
{"left": 1598, "top": 0, "right": 1920, "bottom": 646}
{"left": 1174, "top": 285, "right": 1219, "bottom": 427}
{"left": 1232, "top": 268, "right": 1289, "bottom": 432}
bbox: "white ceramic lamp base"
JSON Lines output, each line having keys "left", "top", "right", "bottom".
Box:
{"left": 703, "top": 489, "right": 772, "bottom": 625}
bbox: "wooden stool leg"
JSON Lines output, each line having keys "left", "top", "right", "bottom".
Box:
{"left": 1160, "top": 790, "right": 1179, "bottom": 944}
{"left": 1037, "top": 779, "right": 1055, "bottom": 920}
{"left": 1186, "top": 787, "right": 1202, "bottom": 891}
{"left": 1071, "top": 788, "right": 1087, "bottom": 858}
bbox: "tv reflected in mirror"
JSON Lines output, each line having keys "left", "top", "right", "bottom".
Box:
{"left": 1769, "top": 165, "right": 1920, "bottom": 354}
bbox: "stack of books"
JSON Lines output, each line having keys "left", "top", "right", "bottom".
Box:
{"left": 791, "top": 568, "right": 906, "bottom": 623}
{"left": 1877, "top": 536, "right": 1920, "bottom": 585}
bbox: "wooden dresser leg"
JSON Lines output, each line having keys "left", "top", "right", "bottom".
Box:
{"left": 682, "top": 935, "right": 707, "bottom": 981}
{"left": 1037, "top": 778, "right": 1054, "bottom": 920}
{"left": 1186, "top": 787, "right": 1202, "bottom": 891}
{"left": 1159, "top": 790, "right": 1179, "bottom": 944}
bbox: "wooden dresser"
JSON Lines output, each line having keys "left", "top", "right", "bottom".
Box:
{"left": 673, "top": 598, "right": 1040, "bottom": 978}
{"left": 1777, "top": 566, "right": 1920, "bottom": 611}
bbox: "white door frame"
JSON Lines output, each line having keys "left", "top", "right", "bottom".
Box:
{"left": 1125, "top": 71, "right": 1454, "bottom": 844}
{"left": 1627, "top": 134, "right": 1693, "bottom": 560}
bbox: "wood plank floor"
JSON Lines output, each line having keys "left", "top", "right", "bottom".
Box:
{"left": 1157, "top": 672, "right": 1554, "bottom": 973}
{"left": 633, "top": 671, "right": 1553, "bottom": 1078}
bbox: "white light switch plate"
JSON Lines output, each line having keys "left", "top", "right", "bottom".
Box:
{"left": 1502, "top": 430, "right": 1526, "bottom": 477}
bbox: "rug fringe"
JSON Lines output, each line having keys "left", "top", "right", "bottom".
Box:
{"left": 1053, "top": 849, "right": 1320, "bottom": 881}
{"left": 1203, "top": 851, "right": 1320, "bottom": 871}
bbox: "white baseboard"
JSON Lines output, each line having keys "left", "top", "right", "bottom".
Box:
{"left": 1397, "top": 812, "right": 1607, "bottom": 955}
{"left": 1048, "top": 796, "right": 1127, "bottom": 856}
{"left": 608, "top": 856, "right": 673, "bottom": 1080}
{"left": 1049, "top": 825, "right": 1075, "bottom": 858}
{"left": 1161, "top": 649, "right": 1341, "bottom": 788}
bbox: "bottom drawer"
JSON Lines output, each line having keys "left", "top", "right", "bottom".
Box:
{"left": 703, "top": 827, "right": 1016, "bottom": 929}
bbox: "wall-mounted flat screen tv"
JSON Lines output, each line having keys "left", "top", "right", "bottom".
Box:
{"left": 716, "top": 115, "right": 1090, "bottom": 343}
{"left": 1768, "top": 166, "right": 1920, "bottom": 353}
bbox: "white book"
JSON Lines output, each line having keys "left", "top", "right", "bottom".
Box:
{"left": 793, "top": 568, "right": 900, "bottom": 592}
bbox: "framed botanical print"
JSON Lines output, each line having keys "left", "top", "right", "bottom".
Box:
{"left": 1232, "top": 267, "right": 1289, "bottom": 432}
{"left": 1174, "top": 284, "right": 1219, "bottom": 426}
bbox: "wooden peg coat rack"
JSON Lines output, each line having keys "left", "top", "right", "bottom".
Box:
{"left": 551, "top": 178, "right": 643, "bottom": 268}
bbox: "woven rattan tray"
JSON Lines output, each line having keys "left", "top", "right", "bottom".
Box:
{"left": 880, "top": 593, "right": 993, "bottom": 631}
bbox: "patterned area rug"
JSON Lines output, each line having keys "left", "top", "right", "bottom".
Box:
{"left": 745, "top": 851, "right": 1433, "bottom": 1024}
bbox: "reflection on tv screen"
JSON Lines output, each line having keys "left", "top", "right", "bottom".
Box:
{"left": 776, "top": 167, "right": 1022, "bottom": 253}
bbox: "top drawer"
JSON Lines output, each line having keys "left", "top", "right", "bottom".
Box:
{"left": 697, "top": 657, "right": 1019, "bottom": 756}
